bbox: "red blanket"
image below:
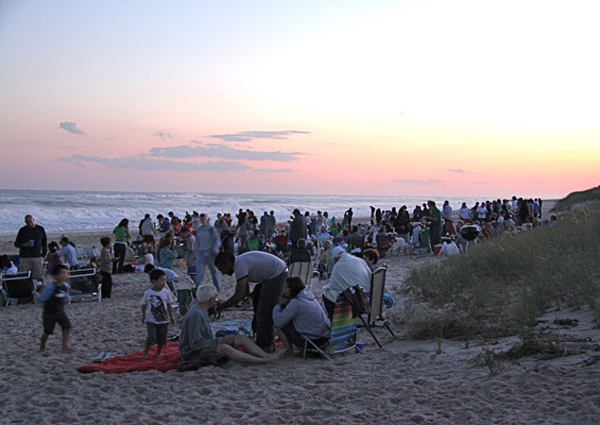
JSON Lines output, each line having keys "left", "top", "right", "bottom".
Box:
{"left": 77, "top": 342, "right": 188, "bottom": 374}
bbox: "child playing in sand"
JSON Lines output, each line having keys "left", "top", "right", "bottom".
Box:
{"left": 38, "top": 264, "right": 72, "bottom": 352}
{"left": 140, "top": 269, "right": 176, "bottom": 358}
{"left": 179, "top": 284, "right": 278, "bottom": 365}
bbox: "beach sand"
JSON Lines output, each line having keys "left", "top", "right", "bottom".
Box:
{"left": 4, "top": 200, "right": 599, "bottom": 424}
{"left": 2, "top": 230, "right": 600, "bottom": 424}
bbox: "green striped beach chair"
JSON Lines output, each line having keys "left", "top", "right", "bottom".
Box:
{"left": 301, "top": 295, "right": 360, "bottom": 361}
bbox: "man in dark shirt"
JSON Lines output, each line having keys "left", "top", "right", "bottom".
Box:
{"left": 14, "top": 214, "right": 47, "bottom": 289}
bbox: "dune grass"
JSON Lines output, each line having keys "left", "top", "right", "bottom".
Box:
{"left": 553, "top": 185, "right": 600, "bottom": 212}
{"left": 403, "top": 205, "right": 600, "bottom": 343}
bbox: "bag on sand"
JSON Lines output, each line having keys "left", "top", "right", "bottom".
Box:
{"left": 342, "top": 285, "right": 371, "bottom": 318}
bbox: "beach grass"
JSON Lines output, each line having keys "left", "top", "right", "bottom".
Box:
{"left": 403, "top": 204, "right": 600, "bottom": 343}
{"left": 552, "top": 185, "right": 600, "bottom": 212}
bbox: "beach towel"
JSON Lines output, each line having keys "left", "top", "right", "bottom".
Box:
{"left": 77, "top": 342, "right": 206, "bottom": 374}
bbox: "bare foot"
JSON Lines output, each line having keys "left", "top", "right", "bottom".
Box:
{"left": 276, "top": 349, "right": 294, "bottom": 360}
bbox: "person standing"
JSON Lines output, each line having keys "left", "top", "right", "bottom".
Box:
{"left": 214, "top": 251, "right": 288, "bottom": 351}
{"left": 112, "top": 218, "right": 131, "bottom": 274}
{"left": 193, "top": 213, "right": 221, "bottom": 290}
{"left": 442, "top": 200, "right": 453, "bottom": 235}
{"left": 289, "top": 209, "right": 307, "bottom": 250}
{"left": 139, "top": 214, "right": 156, "bottom": 246}
{"left": 14, "top": 214, "right": 47, "bottom": 291}
{"left": 266, "top": 210, "right": 277, "bottom": 240}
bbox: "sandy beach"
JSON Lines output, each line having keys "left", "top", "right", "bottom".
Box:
{"left": 2, "top": 222, "right": 600, "bottom": 424}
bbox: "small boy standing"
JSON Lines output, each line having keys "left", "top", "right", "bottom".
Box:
{"left": 140, "top": 269, "right": 176, "bottom": 357}
{"left": 39, "top": 264, "right": 72, "bottom": 352}
{"left": 99, "top": 237, "right": 115, "bottom": 299}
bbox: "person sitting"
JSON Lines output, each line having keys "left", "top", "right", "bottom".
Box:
{"left": 347, "top": 226, "right": 364, "bottom": 251}
{"left": 1, "top": 254, "right": 18, "bottom": 274}
{"left": 179, "top": 284, "right": 277, "bottom": 365}
{"left": 362, "top": 248, "right": 380, "bottom": 272}
{"left": 314, "top": 225, "right": 331, "bottom": 239}
{"left": 59, "top": 237, "right": 79, "bottom": 270}
{"left": 321, "top": 246, "right": 372, "bottom": 319}
{"left": 288, "top": 238, "right": 312, "bottom": 264}
{"left": 272, "top": 276, "right": 330, "bottom": 357}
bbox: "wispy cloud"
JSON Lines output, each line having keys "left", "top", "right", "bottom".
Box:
{"left": 447, "top": 168, "right": 472, "bottom": 174}
{"left": 254, "top": 168, "right": 296, "bottom": 173}
{"left": 393, "top": 178, "right": 443, "bottom": 186}
{"left": 59, "top": 121, "right": 85, "bottom": 135}
{"left": 154, "top": 131, "right": 175, "bottom": 140}
{"left": 209, "top": 130, "right": 310, "bottom": 142}
{"left": 149, "top": 142, "right": 303, "bottom": 162}
{"left": 61, "top": 154, "right": 250, "bottom": 172}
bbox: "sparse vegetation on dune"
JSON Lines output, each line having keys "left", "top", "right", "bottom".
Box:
{"left": 553, "top": 185, "right": 600, "bottom": 212}
{"left": 403, "top": 203, "right": 600, "bottom": 344}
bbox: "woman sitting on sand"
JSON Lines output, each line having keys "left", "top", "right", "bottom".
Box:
{"left": 272, "top": 276, "right": 330, "bottom": 357}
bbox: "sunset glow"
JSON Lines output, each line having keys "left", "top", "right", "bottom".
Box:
{"left": 1, "top": 0, "right": 598, "bottom": 199}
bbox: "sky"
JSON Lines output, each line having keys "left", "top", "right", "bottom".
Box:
{"left": 1, "top": 0, "right": 599, "bottom": 199}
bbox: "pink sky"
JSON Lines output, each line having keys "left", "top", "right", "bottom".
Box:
{"left": 1, "top": 0, "right": 598, "bottom": 199}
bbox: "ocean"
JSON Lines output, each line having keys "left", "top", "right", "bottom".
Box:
{"left": 0, "top": 189, "right": 493, "bottom": 236}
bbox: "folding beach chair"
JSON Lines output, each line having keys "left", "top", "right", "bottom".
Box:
{"left": 76, "top": 247, "right": 88, "bottom": 261}
{"left": 171, "top": 277, "right": 195, "bottom": 316}
{"left": 359, "top": 267, "right": 396, "bottom": 348}
{"left": 301, "top": 295, "right": 360, "bottom": 361}
{"left": 413, "top": 227, "right": 432, "bottom": 254}
{"left": 288, "top": 261, "right": 320, "bottom": 289}
{"left": 1, "top": 271, "right": 32, "bottom": 306}
{"left": 68, "top": 268, "right": 100, "bottom": 303}
{"left": 376, "top": 233, "right": 392, "bottom": 257}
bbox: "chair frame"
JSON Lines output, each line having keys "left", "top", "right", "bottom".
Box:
{"left": 359, "top": 267, "right": 396, "bottom": 348}
{"left": 68, "top": 268, "right": 101, "bottom": 303}
{"left": 1, "top": 271, "right": 32, "bottom": 306}
{"left": 301, "top": 295, "right": 360, "bottom": 361}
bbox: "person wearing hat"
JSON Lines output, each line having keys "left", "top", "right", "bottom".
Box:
{"left": 321, "top": 246, "right": 372, "bottom": 319}
{"left": 289, "top": 208, "right": 307, "bottom": 250}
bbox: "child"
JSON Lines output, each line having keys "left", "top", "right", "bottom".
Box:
{"left": 140, "top": 269, "right": 176, "bottom": 358}
{"left": 158, "top": 236, "right": 177, "bottom": 270}
{"left": 99, "top": 237, "right": 115, "bottom": 299}
{"left": 178, "top": 284, "right": 278, "bottom": 365}
{"left": 39, "top": 264, "right": 72, "bottom": 352}
{"left": 179, "top": 227, "right": 197, "bottom": 284}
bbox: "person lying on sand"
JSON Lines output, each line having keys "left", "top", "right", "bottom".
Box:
{"left": 179, "top": 284, "right": 278, "bottom": 365}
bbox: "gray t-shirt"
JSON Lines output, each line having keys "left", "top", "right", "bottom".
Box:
{"left": 234, "top": 251, "right": 286, "bottom": 283}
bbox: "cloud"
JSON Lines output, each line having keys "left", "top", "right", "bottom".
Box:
{"left": 154, "top": 131, "right": 175, "bottom": 140}
{"left": 59, "top": 121, "right": 85, "bottom": 135}
{"left": 61, "top": 154, "right": 250, "bottom": 172}
{"left": 209, "top": 130, "right": 310, "bottom": 142}
{"left": 149, "top": 142, "right": 303, "bottom": 162}
{"left": 447, "top": 168, "right": 471, "bottom": 174}
{"left": 61, "top": 146, "right": 77, "bottom": 150}
{"left": 254, "top": 168, "right": 296, "bottom": 173}
{"left": 393, "top": 179, "right": 443, "bottom": 186}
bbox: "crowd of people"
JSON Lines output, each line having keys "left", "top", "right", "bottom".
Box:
{"left": 4, "top": 195, "right": 549, "bottom": 360}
